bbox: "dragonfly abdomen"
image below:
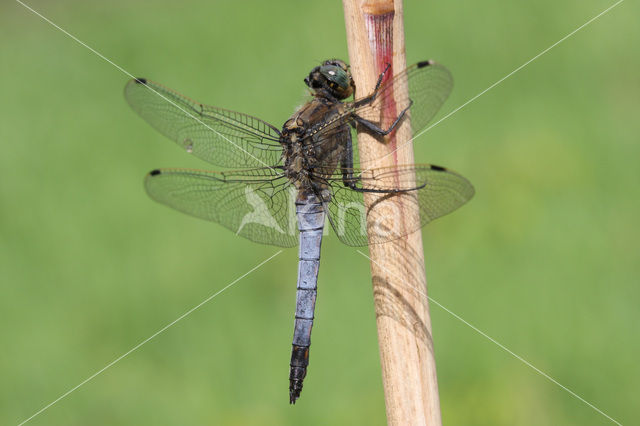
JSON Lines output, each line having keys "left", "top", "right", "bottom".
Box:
{"left": 289, "top": 191, "right": 325, "bottom": 404}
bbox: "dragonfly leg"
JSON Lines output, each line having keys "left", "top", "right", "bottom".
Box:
{"left": 353, "top": 63, "right": 392, "bottom": 108}
{"left": 353, "top": 99, "right": 413, "bottom": 136}
{"left": 348, "top": 182, "right": 426, "bottom": 194}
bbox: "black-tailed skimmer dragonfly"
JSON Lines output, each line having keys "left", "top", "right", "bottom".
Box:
{"left": 125, "top": 59, "right": 474, "bottom": 404}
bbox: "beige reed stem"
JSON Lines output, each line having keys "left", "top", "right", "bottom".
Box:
{"left": 342, "top": 1, "right": 443, "bottom": 424}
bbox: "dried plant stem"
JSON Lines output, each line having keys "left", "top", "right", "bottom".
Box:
{"left": 342, "top": 1, "right": 442, "bottom": 424}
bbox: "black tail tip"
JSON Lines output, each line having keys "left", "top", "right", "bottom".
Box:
{"left": 134, "top": 77, "right": 147, "bottom": 84}
{"left": 289, "top": 386, "right": 302, "bottom": 404}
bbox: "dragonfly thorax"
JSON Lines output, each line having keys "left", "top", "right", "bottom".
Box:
{"left": 280, "top": 98, "right": 347, "bottom": 193}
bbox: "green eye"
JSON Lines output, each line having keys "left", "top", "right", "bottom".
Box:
{"left": 320, "top": 66, "right": 349, "bottom": 89}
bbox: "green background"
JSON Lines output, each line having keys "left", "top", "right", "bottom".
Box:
{"left": 1, "top": 0, "right": 638, "bottom": 424}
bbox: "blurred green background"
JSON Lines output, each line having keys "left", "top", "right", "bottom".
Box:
{"left": 1, "top": 0, "right": 638, "bottom": 424}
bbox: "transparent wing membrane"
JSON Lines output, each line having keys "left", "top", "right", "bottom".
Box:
{"left": 125, "top": 79, "right": 283, "bottom": 169}
{"left": 323, "top": 164, "right": 474, "bottom": 246}
{"left": 145, "top": 168, "right": 298, "bottom": 248}
{"left": 309, "top": 61, "right": 453, "bottom": 168}
{"left": 353, "top": 61, "right": 453, "bottom": 136}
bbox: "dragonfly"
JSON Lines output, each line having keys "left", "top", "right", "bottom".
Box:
{"left": 125, "top": 59, "right": 474, "bottom": 404}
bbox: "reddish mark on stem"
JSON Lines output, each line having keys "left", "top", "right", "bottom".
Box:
{"left": 364, "top": 7, "right": 413, "bottom": 241}
{"left": 364, "top": 10, "right": 398, "bottom": 159}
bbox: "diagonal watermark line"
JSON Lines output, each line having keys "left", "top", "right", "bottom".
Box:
{"left": 362, "top": 0, "right": 625, "bottom": 173}
{"left": 17, "top": 250, "right": 283, "bottom": 426}
{"left": 357, "top": 250, "right": 622, "bottom": 425}
{"left": 15, "top": 0, "right": 277, "bottom": 172}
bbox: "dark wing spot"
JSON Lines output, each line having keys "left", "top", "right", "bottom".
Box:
{"left": 430, "top": 164, "right": 446, "bottom": 172}
{"left": 417, "top": 60, "right": 434, "bottom": 68}
{"left": 149, "top": 169, "right": 162, "bottom": 176}
{"left": 134, "top": 77, "right": 147, "bottom": 85}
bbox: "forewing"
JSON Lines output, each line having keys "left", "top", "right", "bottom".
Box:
{"left": 125, "top": 79, "right": 283, "bottom": 169}
{"left": 306, "top": 61, "right": 452, "bottom": 170}
{"left": 353, "top": 61, "right": 453, "bottom": 136}
{"left": 145, "top": 168, "right": 298, "bottom": 248}
{"left": 324, "top": 164, "right": 474, "bottom": 246}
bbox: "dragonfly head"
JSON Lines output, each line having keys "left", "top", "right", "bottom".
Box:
{"left": 304, "top": 59, "right": 355, "bottom": 100}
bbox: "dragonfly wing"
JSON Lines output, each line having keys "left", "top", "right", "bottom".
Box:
{"left": 307, "top": 62, "right": 453, "bottom": 170}
{"left": 324, "top": 164, "right": 474, "bottom": 246}
{"left": 125, "top": 79, "right": 283, "bottom": 169}
{"left": 145, "top": 168, "right": 298, "bottom": 248}
{"left": 352, "top": 61, "right": 453, "bottom": 138}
